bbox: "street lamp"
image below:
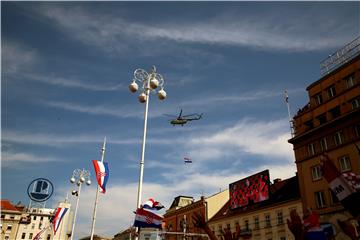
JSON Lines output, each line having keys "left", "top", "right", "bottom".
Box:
{"left": 129, "top": 65, "right": 166, "bottom": 210}
{"left": 69, "top": 169, "right": 91, "bottom": 240}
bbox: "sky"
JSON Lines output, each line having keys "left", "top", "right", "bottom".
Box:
{"left": 1, "top": 1, "right": 359, "bottom": 239}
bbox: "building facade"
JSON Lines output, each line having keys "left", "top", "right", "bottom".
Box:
{"left": 0, "top": 200, "right": 22, "bottom": 240}
{"left": 1, "top": 199, "right": 72, "bottom": 240}
{"left": 288, "top": 38, "right": 360, "bottom": 238}
{"left": 208, "top": 176, "right": 302, "bottom": 240}
{"left": 163, "top": 190, "right": 229, "bottom": 240}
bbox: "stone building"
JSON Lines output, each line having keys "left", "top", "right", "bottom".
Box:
{"left": 288, "top": 37, "right": 360, "bottom": 238}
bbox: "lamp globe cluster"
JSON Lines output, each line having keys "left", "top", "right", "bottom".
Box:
{"left": 129, "top": 66, "right": 167, "bottom": 103}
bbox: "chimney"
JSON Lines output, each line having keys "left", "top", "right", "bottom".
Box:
{"left": 273, "top": 178, "right": 282, "bottom": 183}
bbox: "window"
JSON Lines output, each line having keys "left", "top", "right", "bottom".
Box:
{"left": 244, "top": 220, "right": 249, "bottom": 230}
{"left": 329, "top": 106, "right": 341, "bottom": 119}
{"left": 33, "top": 216, "right": 37, "bottom": 220}
{"left": 329, "top": 189, "right": 339, "bottom": 205}
{"left": 40, "top": 216, "right": 43, "bottom": 221}
{"left": 334, "top": 131, "right": 344, "bottom": 146}
{"left": 10, "top": 216, "right": 14, "bottom": 220}
{"left": 345, "top": 73, "right": 356, "bottom": 88}
{"left": 327, "top": 85, "right": 336, "bottom": 98}
{"left": 21, "top": 233, "right": 26, "bottom": 239}
{"left": 314, "top": 93, "right": 323, "bottom": 105}
{"left": 339, "top": 155, "right": 351, "bottom": 172}
{"left": 29, "top": 233, "right": 33, "bottom": 239}
{"left": 280, "top": 237, "right": 286, "bottom": 240}
{"left": 47, "top": 234, "right": 51, "bottom": 240}
{"left": 316, "top": 114, "right": 327, "bottom": 124}
{"left": 315, "top": 191, "right": 326, "bottom": 208}
{"left": 265, "top": 214, "right": 271, "bottom": 227}
{"left": 226, "top": 223, "right": 230, "bottom": 230}
{"left": 7, "top": 225, "right": 12, "bottom": 230}
{"left": 1, "top": 214, "right": 5, "bottom": 219}
{"left": 31, "top": 223, "right": 35, "bottom": 229}
{"left": 254, "top": 216, "right": 260, "bottom": 230}
{"left": 311, "top": 165, "right": 322, "bottom": 180}
{"left": 355, "top": 124, "right": 360, "bottom": 138}
{"left": 277, "top": 211, "right": 283, "bottom": 225}
{"left": 308, "top": 143, "right": 316, "bottom": 156}
{"left": 320, "top": 138, "right": 328, "bottom": 152}
{"left": 304, "top": 120, "right": 314, "bottom": 129}
{"left": 351, "top": 98, "right": 360, "bottom": 109}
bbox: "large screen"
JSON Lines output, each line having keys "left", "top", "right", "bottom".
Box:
{"left": 229, "top": 170, "right": 270, "bottom": 209}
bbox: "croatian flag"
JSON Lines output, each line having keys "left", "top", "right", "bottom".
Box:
{"left": 92, "top": 160, "right": 109, "bottom": 193}
{"left": 142, "top": 198, "right": 165, "bottom": 211}
{"left": 134, "top": 208, "right": 163, "bottom": 229}
{"left": 52, "top": 207, "right": 68, "bottom": 235}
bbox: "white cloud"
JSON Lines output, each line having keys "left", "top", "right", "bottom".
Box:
{"left": 35, "top": 5, "right": 355, "bottom": 52}
{"left": 24, "top": 73, "right": 124, "bottom": 91}
{"left": 2, "top": 150, "right": 60, "bottom": 167}
{"left": 186, "top": 118, "right": 294, "bottom": 161}
{"left": 2, "top": 41, "right": 37, "bottom": 75}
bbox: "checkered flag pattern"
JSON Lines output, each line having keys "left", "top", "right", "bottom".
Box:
{"left": 342, "top": 172, "right": 360, "bottom": 191}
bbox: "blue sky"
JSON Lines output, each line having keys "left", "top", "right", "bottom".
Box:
{"left": 2, "top": 1, "right": 359, "bottom": 239}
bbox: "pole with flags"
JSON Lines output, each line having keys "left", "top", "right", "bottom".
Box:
{"left": 90, "top": 137, "right": 107, "bottom": 240}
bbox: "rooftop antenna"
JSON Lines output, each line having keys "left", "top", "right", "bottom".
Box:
{"left": 284, "top": 90, "right": 294, "bottom": 137}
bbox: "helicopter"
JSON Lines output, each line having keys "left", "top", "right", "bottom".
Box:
{"left": 165, "top": 109, "right": 203, "bottom": 126}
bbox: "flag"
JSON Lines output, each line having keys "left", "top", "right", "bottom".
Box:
{"left": 33, "top": 227, "right": 49, "bottom": 240}
{"left": 92, "top": 160, "right": 109, "bottom": 193}
{"left": 52, "top": 207, "right": 68, "bottom": 235}
{"left": 134, "top": 207, "right": 163, "bottom": 229}
{"left": 142, "top": 198, "right": 165, "bottom": 211}
{"left": 321, "top": 155, "right": 360, "bottom": 217}
{"left": 342, "top": 172, "right": 360, "bottom": 191}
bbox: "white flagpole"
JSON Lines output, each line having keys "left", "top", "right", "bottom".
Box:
{"left": 90, "top": 137, "right": 107, "bottom": 240}
{"left": 284, "top": 90, "right": 294, "bottom": 137}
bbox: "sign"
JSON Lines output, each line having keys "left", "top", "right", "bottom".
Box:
{"left": 27, "top": 178, "right": 54, "bottom": 202}
{"left": 229, "top": 170, "right": 270, "bottom": 209}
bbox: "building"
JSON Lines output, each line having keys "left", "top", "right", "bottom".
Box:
{"left": 208, "top": 176, "right": 302, "bottom": 240}
{"left": 15, "top": 200, "right": 72, "bottom": 240}
{"left": 113, "top": 227, "right": 136, "bottom": 240}
{"left": 0, "top": 200, "right": 22, "bottom": 240}
{"left": 163, "top": 190, "right": 229, "bottom": 240}
{"left": 288, "top": 37, "right": 360, "bottom": 236}
{"left": 1, "top": 199, "right": 72, "bottom": 240}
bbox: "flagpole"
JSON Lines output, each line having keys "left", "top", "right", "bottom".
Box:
{"left": 90, "top": 137, "right": 107, "bottom": 240}
{"left": 284, "top": 90, "right": 294, "bottom": 137}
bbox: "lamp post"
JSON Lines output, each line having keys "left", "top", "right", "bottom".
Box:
{"left": 129, "top": 65, "right": 166, "bottom": 212}
{"left": 69, "top": 169, "right": 91, "bottom": 240}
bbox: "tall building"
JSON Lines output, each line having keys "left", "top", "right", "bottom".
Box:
{"left": 288, "top": 37, "right": 360, "bottom": 236}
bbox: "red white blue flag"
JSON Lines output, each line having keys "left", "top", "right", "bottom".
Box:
{"left": 52, "top": 207, "right": 68, "bottom": 235}
{"left": 142, "top": 198, "right": 165, "bottom": 211}
{"left": 92, "top": 160, "right": 109, "bottom": 193}
{"left": 134, "top": 207, "right": 163, "bottom": 229}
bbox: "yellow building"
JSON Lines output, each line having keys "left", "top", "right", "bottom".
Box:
{"left": 288, "top": 37, "right": 360, "bottom": 238}
{"left": 208, "top": 176, "right": 302, "bottom": 240}
{"left": 163, "top": 190, "right": 229, "bottom": 240}
{"left": 0, "top": 200, "right": 22, "bottom": 240}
